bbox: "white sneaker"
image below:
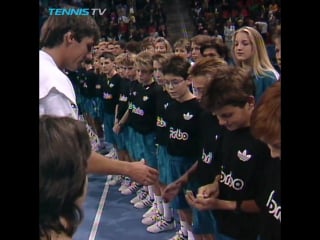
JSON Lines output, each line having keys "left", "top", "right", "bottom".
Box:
{"left": 108, "top": 175, "right": 121, "bottom": 186}
{"left": 141, "top": 210, "right": 161, "bottom": 225}
{"left": 121, "top": 182, "right": 142, "bottom": 195}
{"left": 142, "top": 202, "right": 157, "bottom": 218}
{"left": 118, "top": 177, "right": 131, "bottom": 192}
{"left": 147, "top": 217, "right": 176, "bottom": 233}
{"left": 187, "top": 230, "right": 195, "bottom": 240}
{"left": 168, "top": 230, "right": 188, "bottom": 240}
{"left": 130, "top": 189, "right": 148, "bottom": 204}
{"left": 107, "top": 175, "right": 113, "bottom": 181}
{"left": 134, "top": 195, "right": 153, "bottom": 208}
{"left": 105, "top": 148, "right": 118, "bottom": 159}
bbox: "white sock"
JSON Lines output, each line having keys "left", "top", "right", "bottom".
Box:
{"left": 180, "top": 220, "right": 191, "bottom": 237}
{"left": 187, "top": 230, "right": 195, "bottom": 240}
{"left": 163, "top": 202, "right": 173, "bottom": 221}
{"left": 154, "top": 195, "right": 164, "bottom": 215}
{"left": 148, "top": 186, "right": 154, "bottom": 200}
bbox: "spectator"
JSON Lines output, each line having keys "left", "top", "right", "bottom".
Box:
{"left": 40, "top": 115, "right": 90, "bottom": 240}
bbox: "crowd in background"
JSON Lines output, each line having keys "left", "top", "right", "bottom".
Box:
{"left": 39, "top": 1, "right": 281, "bottom": 240}
{"left": 190, "top": 0, "right": 280, "bottom": 44}
{"left": 40, "top": 0, "right": 280, "bottom": 69}
{"left": 40, "top": 0, "right": 280, "bottom": 46}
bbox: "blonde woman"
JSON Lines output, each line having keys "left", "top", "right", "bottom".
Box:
{"left": 232, "top": 26, "right": 279, "bottom": 101}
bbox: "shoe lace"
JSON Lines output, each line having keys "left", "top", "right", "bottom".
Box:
{"left": 152, "top": 210, "right": 161, "bottom": 220}
{"left": 172, "top": 230, "right": 186, "bottom": 240}
{"left": 139, "top": 191, "right": 148, "bottom": 199}
{"left": 142, "top": 196, "right": 153, "bottom": 206}
{"left": 128, "top": 183, "right": 140, "bottom": 192}
{"left": 156, "top": 216, "right": 169, "bottom": 228}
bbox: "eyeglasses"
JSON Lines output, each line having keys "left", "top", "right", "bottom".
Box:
{"left": 164, "top": 79, "right": 184, "bottom": 88}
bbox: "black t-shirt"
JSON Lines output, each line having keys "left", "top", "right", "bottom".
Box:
{"left": 128, "top": 81, "right": 162, "bottom": 134}
{"left": 75, "top": 69, "right": 101, "bottom": 98}
{"left": 66, "top": 69, "right": 78, "bottom": 88}
{"left": 155, "top": 89, "right": 174, "bottom": 146}
{"left": 256, "top": 158, "right": 281, "bottom": 240}
{"left": 214, "top": 127, "right": 271, "bottom": 240}
{"left": 91, "top": 72, "right": 104, "bottom": 98}
{"left": 193, "top": 112, "right": 224, "bottom": 185}
{"left": 116, "top": 77, "right": 131, "bottom": 120}
{"left": 77, "top": 68, "right": 93, "bottom": 98}
{"left": 127, "top": 80, "right": 142, "bottom": 128}
{"left": 65, "top": 69, "right": 83, "bottom": 113}
{"left": 164, "top": 98, "right": 203, "bottom": 158}
{"left": 102, "top": 73, "right": 121, "bottom": 114}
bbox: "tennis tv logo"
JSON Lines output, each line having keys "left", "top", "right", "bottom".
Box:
{"left": 48, "top": 8, "right": 107, "bottom": 16}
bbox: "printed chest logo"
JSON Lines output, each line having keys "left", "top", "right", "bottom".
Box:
{"left": 169, "top": 127, "right": 189, "bottom": 140}
{"left": 103, "top": 92, "right": 113, "bottom": 99}
{"left": 164, "top": 102, "right": 169, "bottom": 109}
{"left": 143, "top": 96, "right": 149, "bottom": 101}
{"left": 131, "top": 103, "right": 144, "bottom": 116}
{"left": 119, "top": 94, "right": 128, "bottom": 102}
{"left": 183, "top": 112, "right": 193, "bottom": 120}
{"left": 157, "top": 116, "right": 166, "bottom": 127}
{"left": 109, "top": 83, "right": 114, "bottom": 88}
{"left": 202, "top": 149, "right": 213, "bottom": 164}
{"left": 237, "top": 149, "right": 251, "bottom": 161}
{"left": 96, "top": 84, "right": 101, "bottom": 89}
{"left": 220, "top": 169, "right": 244, "bottom": 190}
{"left": 266, "top": 190, "right": 281, "bottom": 222}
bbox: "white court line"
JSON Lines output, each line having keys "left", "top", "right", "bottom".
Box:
{"left": 88, "top": 177, "right": 110, "bottom": 240}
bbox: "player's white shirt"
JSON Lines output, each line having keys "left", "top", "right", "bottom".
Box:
{"left": 39, "top": 50, "right": 78, "bottom": 119}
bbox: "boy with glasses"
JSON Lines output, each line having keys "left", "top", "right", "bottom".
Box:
{"left": 162, "top": 55, "right": 204, "bottom": 240}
